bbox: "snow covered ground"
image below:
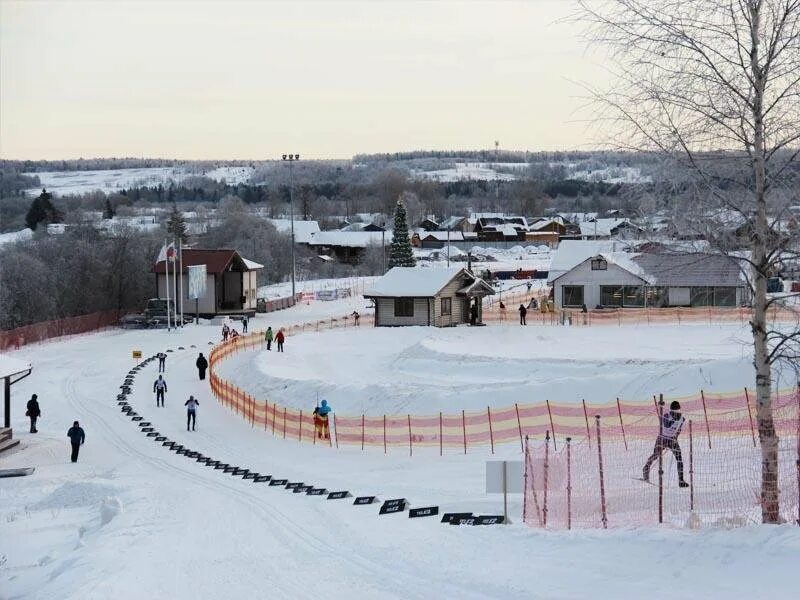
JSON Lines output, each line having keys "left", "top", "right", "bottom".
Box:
{"left": 1, "top": 298, "right": 798, "bottom": 599}
{"left": 23, "top": 166, "right": 254, "bottom": 197}
{"left": 0, "top": 228, "right": 33, "bottom": 248}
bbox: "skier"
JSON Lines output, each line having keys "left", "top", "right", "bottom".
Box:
{"left": 351, "top": 311, "right": 360, "bottom": 326}
{"left": 157, "top": 351, "right": 167, "bottom": 372}
{"left": 153, "top": 374, "right": 167, "bottom": 407}
{"left": 526, "top": 281, "right": 533, "bottom": 293}
{"left": 275, "top": 329, "right": 285, "bottom": 352}
{"left": 26, "top": 394, "right": 41, "bottom": 433}
{"left": 67, "top": 420, "right": 85, "bottom": 463}
{"left": 518, "top": 304, "right": 527, "bottom": 325}
{"left": 222, "top": 323, "right": 230, "bottom": 341}
{"left": 265, "top": 326, "right": 273, "bottom": 350}
{"left": 230, "top": 329, "right": 240, "bottom": 340}
{"left": 184, "top": 396, "right": 199, "bottom": 431}
{"left": 196, "top": 353, "right": 208, "bottom": 380}
{"left": 642, "top": 401, "right": 689, "bottom": 488}
{"left": 242, "top": 314, "right": 249, "bottom": 333}
{"left": 313, "top": 399, "right": 331, "bottom": 439}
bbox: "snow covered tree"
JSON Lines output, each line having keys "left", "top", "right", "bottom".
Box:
{"left": 388, "top": 198, "right": 415, "bottom": 268}
{"left": 166, "top": 202, "right": 188, "bottom": 245}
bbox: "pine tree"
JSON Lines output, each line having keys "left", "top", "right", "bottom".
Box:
{"left": 25, "top": 189, "right": 61, "bottom": 230}
{"left": 103, "top": 198, "right": 115, "bottom": 219}
{"left": 166, "top": 203, "right": 188, "bottom": 244}
{"left": 388, "top": 198, "right": 416, "bottom": 268}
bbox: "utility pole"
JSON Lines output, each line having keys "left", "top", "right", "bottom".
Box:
{"left": 282, "top": 154, "right": 299, "bottom": 298}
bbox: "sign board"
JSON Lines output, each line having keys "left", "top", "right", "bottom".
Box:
{"left": 472, "top": 515, "right": 505, "bottom": 525}
{"left": 306, "top": 488, "right": 326, "bottom": 496}
{"left": 254, "top": 476, "right": 271, "bottom": 483}
{"left": 293, "top": 485, "right": 313, "bottom": 494}
{"left": 270, "top": 479, "right": 288, "bottom": 486}
{"left": 485, "top": 460, "right": 524, "bottom": 493}
{"left": 132, "top": 350, "right": 142, "bottom": 359}
{"left": 285, "top": 482, "right": 304, "bottom": 490}
{"left": 441, "top": 512, "right": 473, "bottom": 524}
{"left": 354, "top": 496, "right": 377, "bottom": 505}
{"left": 187, "top": 264, "right": 207, "bottom": 300}
{"left": 379, "top": 499, "right": 407, "bottom": 515}
{"left": 409, "top": 506, "right": 439, "bottom": 519}
{"left": 327, "top": 491, "right": 350, "bottom": 500}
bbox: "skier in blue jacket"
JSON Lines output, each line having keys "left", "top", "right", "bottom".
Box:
{"left": 313, "top": 400, "right": 331, "bottom": 439}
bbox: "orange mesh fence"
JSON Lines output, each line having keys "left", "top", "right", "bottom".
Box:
{"left": 208, "top": 328, "right": 799, "bottom": 462}
{"left": 523, "top": 397, "right": 800, "bottom": 529}
{"left": 0, "top": 309, "right": 132, "bottom": 351}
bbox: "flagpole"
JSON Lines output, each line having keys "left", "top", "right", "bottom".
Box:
{"left": 172, "top": 237, "right": 177, "bottom": 331}
{"left": 178, "top": 237, "right": 184, "bottom": 327}
{"left": 164, "top": 238, "right": 171, "bottom": 331}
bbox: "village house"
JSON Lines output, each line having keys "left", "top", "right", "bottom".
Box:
{"left": 153, "top": 248, "right": 263, "bottom": 317}
{"left": 364, "top": 267, "right": 495, "bottom": 327}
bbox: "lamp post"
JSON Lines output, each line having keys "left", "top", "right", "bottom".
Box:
{"left": 282, "top": 153, "right": 299, "bottom": 298}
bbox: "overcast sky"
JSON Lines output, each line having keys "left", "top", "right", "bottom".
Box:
{"left": 0, "top": 0, "right": 608, "bottom": 159}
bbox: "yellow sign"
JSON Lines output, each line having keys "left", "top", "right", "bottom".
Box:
{"left": 132, "top": 350, "right": 142, "bottom": 359}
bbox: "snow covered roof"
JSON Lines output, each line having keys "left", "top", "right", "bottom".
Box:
{"left": 267, "top": 219, "right": 321, "bottom": 244}
{"left": 420, "top": 231, "right": 478, "bottom": 241}
{"left": 365, "top": 267, "right": 467, "bottom": 297}
{"left": 307, "top": 231, "right": 390, "bottom": 248}
{"left": 0, "top": 354, "right": 32, "bottom": 380}
{"left": 242, "top": 258, "right": 264, "bottom": 270}
{"left": 548, "top": 240, "right": 632, "bottom": 282}
{"left": 579, "top": 218, "right": 640, "bottom": 238}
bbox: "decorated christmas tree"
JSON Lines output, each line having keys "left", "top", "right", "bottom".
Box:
{"left": 388, "top": 199, "right": 416, "bottom": 268}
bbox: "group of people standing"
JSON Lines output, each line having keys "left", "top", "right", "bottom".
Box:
{"left": 263, "top": 326, "right": 285, "bottom": 352}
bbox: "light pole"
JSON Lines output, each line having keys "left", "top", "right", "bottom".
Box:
{"left": 282, "top": 153, "right": 299, "bottom": 298}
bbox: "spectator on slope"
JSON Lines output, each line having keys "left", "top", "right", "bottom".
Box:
{"left": 351, "top": 311, "right": 360, "bottom": 326}
{"left": 196, "top": 353, "right": 208, "bottom": 380}
{"left": 313, "top": 400, "right": 332, "bottom": 440}
{"left": 642, "top": 401, "right": 689, "bottom": 488}
{"left": 242, "top": 314, "right": 249, "bottom": 333}
{"left": 265, "top": 326, "right": 274, "bottom": 350}
{"left": 153, "top": 374, "right": 167, "bottom": 407}
{"left": 526, "top": 281, "right": 533, "bottom": 293}
{"left": 222, "top": 323, "right": 230, "bottom": 341}
{"left": 230, "top": 329, "right": 240, "bottom": 340}
{"left": 518, "top": 304, "right": 527, "bottom": 325}
{"left": 26, "top": 394, "right": 41, "bottom": 433}
{"left": 470, "top": 302, "right": 478, "bottom": 326}
{"left": 157, "top": 351, "right": 167, "bottom": 373}
{"left": 528, "top": 297, "right": 538, "bottom": 310}
{"left": 67, "top": 420, "right": 85, "bottom": 463}
{"left": 184, "top": 396, "right": 199, "bottom": 431}
{"left": 275, "top": 329, "right": 285, "bottom": 352}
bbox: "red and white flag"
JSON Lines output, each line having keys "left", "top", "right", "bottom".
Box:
{"left": 157, "top": 242, "right": 177, "bottom": 263}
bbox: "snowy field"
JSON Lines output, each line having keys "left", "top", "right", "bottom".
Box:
{"left": 1, "top": 297, "right": 799, "bottom": 599}
{"left": 23, "top": 166, "right": 254, "bottom": 197}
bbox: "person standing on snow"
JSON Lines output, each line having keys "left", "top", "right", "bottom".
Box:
{"left": 518, "top": 304, "right": 527, "bottom": 325}
{"left": 242, "top": 314, "right": 248, "bottom": 333}
{"left": 222, "top": 323, "right": 230, "bottom": 341}
{"left": 265, "top": 326, "right": 273, "bottom": 351}
{"left": 153, "top": 375, "right": 168, "bottom": 407}
{"left": 26, "top": 394, "right": 41, "bottom": 433}
{"left": 196, "top": 353, "right": 208, "bottom": 380}
{"left": 67, "top": 420, "right": 85, "bottom": 463}
{"left": 313, "top": 399, "right": 331, "bottom": 439}
{"left": 157, "top": 351, "right": 167, "bottom": 373}
{"left": 275, "top": 329, "right": 285, "bottom": 352}
{"left": 642, "top": 401, "right": 689, "bottom": 488}
{"left": 184, "top": 396, "right": 199, "bottom": 431}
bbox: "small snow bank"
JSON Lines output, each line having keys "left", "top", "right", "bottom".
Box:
{"left": 31, "top": 481, "right": 119, "bottom": 511}
{"left": 0, "top": 228, "right": 33, "bottom": 247}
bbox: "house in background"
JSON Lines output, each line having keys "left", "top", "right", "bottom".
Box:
{"left": 364, "top": 267, "right": 495, "bottom": 327}
{"left": 153, "top": 248, "right": 263, "bottom": 317}
{"left": 551, "top": 252, "right": 747, "bottom": 309}
{"left": 579, "top": 218, "right": 643, "bottom": 240}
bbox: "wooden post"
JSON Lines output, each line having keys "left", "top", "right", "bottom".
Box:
{"left": 333, "top": 413, "right": 339, "bottom": 449}
{"left": 462, "top": 409, "right": 467, "bottom": 455}
{"left": 522, "top": 435, "right": 529, "bottom": 523}
{"left": 700, "top": 389, "right": 712, "bottom": 449}
{"left": 272, "top": 402, "right": 277, "bottom": 435}
{"left": 689, "top": 419, "right": 694, "bottom": 512}
{"left": 264, "top": 400, "right": 268, "bottom": 431}
{"left": 582, "top": 399, "right": 591, "bottom": 442}
{"left": 744, "top": 388, "right": 756, "bottom": 447}
{"left": 361, "top": 414, "right": 365, "bottom": 451}
{"left": 616, "top": 397, "right": 627, "bottom": 451}
{"left": 658, "top": 400, "right": 664, "bottom": 524}
{"left": 299, "top": 410, "right": 303, "bottom": 442}
{"left": 595, "top": 416, "right": 608, "bottom": 529}
{"left": 407, "top": 414, "right": 413, "bottom": 457}
{"left": 546, "top": 400, "right": 557, "bottom": 450}
{"left": 439, "top": 411, "right": 443, "bottom": 456}
{"left": 566, "top": 437, "right": 572, "bottom": 530}
{"left": 515, "top": 403, "right": 524, "bottom": 452}
{"left": 283, "top": 407, "right": 287, "bottom": 439}
{"left": 543, "top": 431, "right": 550, "bottom": 528}
{"left": 383, "top": 414, "right": 387, "bottom": 454}
{"left": 487, "top": 406, "right": 495, "bottom": 454}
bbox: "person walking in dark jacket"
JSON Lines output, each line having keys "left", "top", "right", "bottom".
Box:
{"left": 265, "top": 326, "right": 273, "bottom": 350}
{"left": 518, "top": 304, "right": 527, "bottom": 325}
{"left": 275, "top": 329, "right": 285, "bottom": 352}
{"left": 67, "top": 421, "right": 85, "bottom": 463}
{"left": 153, "top": 375, "right": 167, "bottom": 407}
{"left": 242, "top": 315, "right": 248, "bottom": 333}
{"left": 26, "top": 394, "right": 41, "bottom": 433}
{"left": 185, "top": 396, "right": 199, "bottom": 431}
{"left": 642, "top": 401, "right": 689, "bottom": 488}
{"left": 157, "top": 352, "right": 167, "bottom": 372}
{"left": 196, "top": 353, "right": 208, "bottom": 380}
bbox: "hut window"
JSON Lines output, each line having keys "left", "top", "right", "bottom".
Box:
{"left": 591, "top": 258, "right": 608, "bottom": 270}
{"left": 441, "top": 297, "right": 452, "bottom": 316}
{"left": 394, "top": 298, "right": 414, "bottom": 317}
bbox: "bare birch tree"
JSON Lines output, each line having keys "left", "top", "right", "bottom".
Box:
{"left": 577, "top": 0, "right": 800, "bottom": 523}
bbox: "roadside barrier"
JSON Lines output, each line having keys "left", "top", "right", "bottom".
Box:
{"left": 0, "top": 309, "right": 132, "bottom": 351}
